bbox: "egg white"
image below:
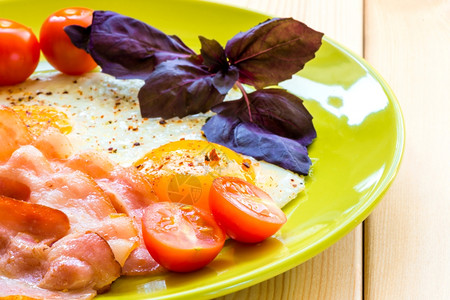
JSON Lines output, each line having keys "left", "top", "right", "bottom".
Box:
{"left": 0, "top": 71, "right": 304, "bottom": 207}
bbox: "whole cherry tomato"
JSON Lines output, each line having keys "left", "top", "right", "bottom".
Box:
{"left": 0, "top": 19, "right": 40, "bottom": 86}
{"left": 40, "top": 7, "right": 97, "bottom": 75}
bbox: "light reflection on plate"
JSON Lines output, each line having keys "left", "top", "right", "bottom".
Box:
{"left": 282, "top": 74, "right": 389, "bottom": 126}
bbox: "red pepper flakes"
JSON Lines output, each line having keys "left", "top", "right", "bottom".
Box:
{"left": 209, "top": 149, "right": 220, "bottom": 162}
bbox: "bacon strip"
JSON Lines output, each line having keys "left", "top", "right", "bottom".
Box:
{"left": 66, "top": 151, "right": 164, "bottom": 275}
{"left": 0, "top": 108, "right": 138, "bottom": 297}
{"left": 0, "top": 276, "right": 96, "bottom": 299}
{"left": 39, "top": 233, "right": 121, "bottom": 291}
{"left": 0, "top": 195, "right": 69, "bottom": 242}
{"left": 0, "top": 145, "right": 140, "bottom": 268}
{"left": 0, "top": 197, "right": 119, "bottom": 299}
{"left": 0, "top": 104, "right": 165, "bottom": 299}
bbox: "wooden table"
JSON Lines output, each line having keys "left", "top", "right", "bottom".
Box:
{"left": 212, "top": 0, "right": 450, "bottom": 299}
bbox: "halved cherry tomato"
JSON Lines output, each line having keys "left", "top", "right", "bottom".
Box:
{"left": 209, "top": 177, "right": 287, "bottom": 243}
{"left": 0, "top": 19, "right": 40, "bottom": 86}
{"left": 40, "top": 7, "right": 97, "bottom": 75}
{"left": 142, "top": 202, "right": 225, "bottom": 272}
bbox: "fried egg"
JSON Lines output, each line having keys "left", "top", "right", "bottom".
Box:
{"left": 0, "top": 71, "right": 304, "bottom": 208}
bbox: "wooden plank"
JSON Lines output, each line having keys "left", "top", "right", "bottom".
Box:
{"left": 211, "top": 1, "right": 364, "bottom": 299}
{"left": 208, "top": 0, "right": 363, "bottom": 53}
{"left": 364, "top": 0, "right": 450, "bottom": 299}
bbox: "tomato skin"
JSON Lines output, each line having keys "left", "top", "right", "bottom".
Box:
{"left": 142, "top": 202, "right": 225, "bottom": 272}
{"left": 210, "top": 177, "right": 287, "bottom": 243}
{"left": 40, "top": 7, "right": 97, "bottom": 75}
{"left": 0, "top": 19, "right": 40, "bottom": 86}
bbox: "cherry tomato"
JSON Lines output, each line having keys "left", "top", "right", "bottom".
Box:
{"left": 40, "top": 7, "right": 97, "bottom": 75}
{"left": 0, "top": 19, "right": 40, "bottom": 86}
{"left": 209, "top": 177, "right": 287, "bottom": 243}
{"left": 142, "top": 202, "right": 225, "bottom": 272}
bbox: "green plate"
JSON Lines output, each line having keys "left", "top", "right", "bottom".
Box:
{"left": 0, "top": 0, "right": 405, "bottom": 299}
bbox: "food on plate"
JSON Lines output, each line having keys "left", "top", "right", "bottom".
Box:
{"left": 0, "top": 106, "right": 162, "bottom": 298}
{"left": 0, "top": 19, "right": 40, "bottom": 86}
{"left": 40, "top": 7, "right": 98, "bottom": 75}
{"left": 65, "top": 150, "right": 160, "bottom": 275}
{"left": 0, "top": 71, "right": 306, "bottom": 294}
{"left": 0, "top": 154, "right": 123, "bottom": 298}
{"left": 210, "top": 177, "right": 287, "bottom": 243}
{"left": 65, "top": 10, "right": 322, "bottom": 174}
{"left": 142, "top": 202, "right": 226, "bottom": 272}
{"left": 0, "top": 72, "right": 305, "bottom": 298}
{"left": 0, "top": 72, "right": 306, "bottom": 208}
{"left": 0, "top": 8, "right": 323, "bottom": 299}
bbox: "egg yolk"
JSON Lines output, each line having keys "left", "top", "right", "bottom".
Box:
{"left": 12, "top": 105, "right": 72, "bottom": 136}
{"left": 134, "top": 140, "right": 255, "bottom": 213}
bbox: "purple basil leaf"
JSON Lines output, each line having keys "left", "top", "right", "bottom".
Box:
{"left": 64, "top": 24, "right": 91, "bottom": 50}
{"left": 138, "top": 59, "right": 225, "bottom": 119}
{"left": 203, "top": 114, "right": 312, "bottom": 175}
{"left": 65, "top": 10, "right": 197, "bottom": 80}
{"left": 199, "top": 36, "right": 238, "bottom": 94}
{"left": 212, "top": 89, "right": 316, "bottom": 146}
{"left": 225, "top": 18, "right": 323, "bottom": 89}
{"left": 212, "top": 66, "right": 239, "bottom": 95}
{"left": 199, "top": 36, "right": 228, "bottom": 72}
